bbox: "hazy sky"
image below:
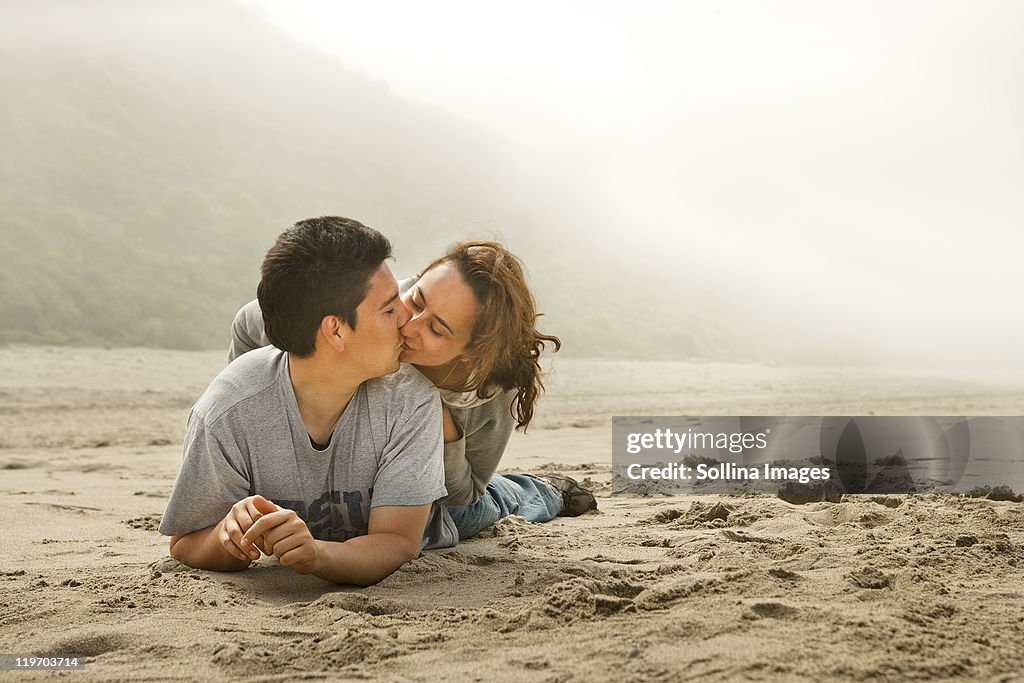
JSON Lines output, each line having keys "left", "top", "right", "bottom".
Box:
{"left": 243, "top": 1, "right": 1022, "bottom": 376}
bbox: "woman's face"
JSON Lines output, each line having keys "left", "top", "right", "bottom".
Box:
{"left": 399, "top": 263, "right": 480, "bottom": 368}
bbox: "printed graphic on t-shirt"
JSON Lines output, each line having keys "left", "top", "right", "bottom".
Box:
{"left": 276, "top": 488, "right": 372, "bottom": 542}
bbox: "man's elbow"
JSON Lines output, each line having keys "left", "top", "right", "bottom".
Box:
{"left": 384, "top": 535, "right": 421, "bottom": 575}
{"left": 168, "top": 533, "right": 203, "bottom": 568}
{"left": 167, "top": 531, "right": 250, "bottom": 572}
{"left": 396, "top": 535, "right": 421, "bottom": 565}
{"left": 168, "top": 534, "right": 185, "bottom": 561}
{"left": 361, "top": 536, "right": 421, "bottom": 587}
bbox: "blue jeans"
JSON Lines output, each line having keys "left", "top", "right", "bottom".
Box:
{"left": 447, "top": 473, "right": 563, "bottom": 541}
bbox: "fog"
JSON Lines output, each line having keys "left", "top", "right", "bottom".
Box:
{"left": 2, "top": 1, "right": 1021, "bottom": 380}
{"left": 246, "top": 0, "right": 1023, "bottom": 379}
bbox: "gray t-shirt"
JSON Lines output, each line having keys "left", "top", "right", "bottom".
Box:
{"left": 158, "top": 345, "right": 447, "bottom": 542}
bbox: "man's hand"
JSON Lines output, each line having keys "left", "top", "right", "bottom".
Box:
{"left": 219, "top": 495, "right": 277, "bottom": 562}
{"left": 241, "top": 502, "right": 320, "bottom": 574}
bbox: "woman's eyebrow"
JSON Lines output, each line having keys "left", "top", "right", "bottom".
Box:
{"left": 417, "top": 288, "right": 454, "bottom": 335}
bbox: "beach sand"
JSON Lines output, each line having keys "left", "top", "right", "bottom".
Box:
{"left": 1, "top": 346, "right": 1023, "bottom": 681}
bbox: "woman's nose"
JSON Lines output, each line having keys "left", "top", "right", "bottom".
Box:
{"left": 396, "top": 305, "right": 412, "bottom": 328}
{"left": 399, "top": 310, "right": 418, "bottom": 334}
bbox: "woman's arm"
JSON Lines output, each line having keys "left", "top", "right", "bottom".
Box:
{"left": 442, "top": 404, "right": 461, "bottom": 443}
{"left": 439, "top": 391, "right": 516, "bottom": 506}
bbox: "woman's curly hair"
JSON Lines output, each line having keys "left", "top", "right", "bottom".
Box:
{"left": 421, "top": 241, "right": 560, "bottom": 430}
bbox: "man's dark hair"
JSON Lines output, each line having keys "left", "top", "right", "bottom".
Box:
{"left": 257, "top": 216, "right": 392, "bottom": 357}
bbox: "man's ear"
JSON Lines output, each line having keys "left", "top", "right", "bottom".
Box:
{"left": 318, "top": 316, "right": 346, "bottom": 353}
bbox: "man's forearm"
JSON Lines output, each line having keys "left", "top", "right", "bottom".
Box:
{"left": 311, "top": 533, "right": 420, "bottom": 586}
{"left": 169, "top": 520, "right": 252, "bottom": 572}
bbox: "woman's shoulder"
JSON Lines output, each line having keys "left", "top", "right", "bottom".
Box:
{"left": 443, "top": 386, "right": 517, "bottom": 440}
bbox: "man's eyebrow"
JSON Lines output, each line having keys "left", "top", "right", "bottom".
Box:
{"left": 416, "top": 288, "right": 454, "bottom": 335}
{"left": 379, "top": 290, "right": 400, "bottom": 310}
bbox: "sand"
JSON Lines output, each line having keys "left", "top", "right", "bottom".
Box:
{"left": 1, "top": 346, "right": 1023, "bottom": 681}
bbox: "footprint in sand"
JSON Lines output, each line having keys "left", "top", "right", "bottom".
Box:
{"left": 748, "top": 601, "right": 799, "bottom": 619}
{"left": 123, "top": 514, "right": 162, "bottom": 531}
{"left": 38, "top": 631, "right": 133, "bottom": 658}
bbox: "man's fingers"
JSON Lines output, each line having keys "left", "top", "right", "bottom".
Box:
{"left": 229, "top": 507, "right": 261, "bottom": 559}
{"left": 242, "top": 500, "right": 264, "bottom": 532}
{"left": 241, "top": 510, "right": 289, "bottom": 547}
{"left": 278, "top": 545, "right": 306, "bottom": 568}
{"left": 220, "top": 517, "right": 250, "bottom": 562}
{"left": 220, "top": 534, "right": 246, "bottom": 562}
{"left": 223, "top": 497, "right": 289, "bottom": 561}
{"left": 271, "top": 534, "right": 303, "bottom": 559}
{"left": 221, "top": 497, "right": 289, "bottom": 563}
{"left": 279, "top": 541, "right": 317, "bottom": 574}
{"left": 239, "top": 507, "right": 265, "bottom": 556}
{"left": 252, "top": 495, "right": 280, "bottom": 516}
{"left": 262, "top": 521, "right": 306, "bottom": 557}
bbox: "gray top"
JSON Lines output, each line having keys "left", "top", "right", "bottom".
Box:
{"left": 420, "top": 387, "right": 515, "bottom": 549}
{"left": 159, "top": 345, "right": 446, "bottom": 542}
{"left": 228, "top": 298, "right": 271, "bottom": 365}
{"left": 438, "top": 390, "right": 515, "bottom": 506}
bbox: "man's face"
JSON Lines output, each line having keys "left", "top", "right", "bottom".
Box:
{"left": 341, "top": 263, "right": 410, "bottom": 379}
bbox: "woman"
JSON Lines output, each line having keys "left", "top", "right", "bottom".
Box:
{"left": 229, "top": 241, "right": 595, "bottom": 549}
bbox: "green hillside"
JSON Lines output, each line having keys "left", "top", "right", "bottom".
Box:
{"left": 0, "top": 1, "right": 736, "bottom": 360}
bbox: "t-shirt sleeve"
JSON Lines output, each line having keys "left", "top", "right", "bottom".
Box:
{"left": 228, "top": 299, "right": 270, "bottom": 362}
{"left": 440, "top": 392, "right": 516, "bottom": 506}
{"left": 158, "top": 411, "right": 253, "bottom": 536}
{"left": 371, "top": 387, "right": 447, "bottom": 507}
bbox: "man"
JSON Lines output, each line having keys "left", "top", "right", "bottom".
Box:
{"left": 158, "top": 216, "right": 446, "bottom": 585}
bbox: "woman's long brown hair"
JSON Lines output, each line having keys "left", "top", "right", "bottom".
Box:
{"left": 421, "top": 241, "right": 560, "bottom": 430}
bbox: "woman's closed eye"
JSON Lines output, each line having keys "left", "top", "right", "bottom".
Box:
{"left": 412, "top": 291, "right": 445, "bottom": 337}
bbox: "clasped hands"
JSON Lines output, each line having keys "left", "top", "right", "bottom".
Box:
{"left": 219, "top": 495, "right": 320, "bottom": 574}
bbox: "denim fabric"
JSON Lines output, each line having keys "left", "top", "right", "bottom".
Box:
{"left": 446, "top": 473, "right": 563, "bottom": 541}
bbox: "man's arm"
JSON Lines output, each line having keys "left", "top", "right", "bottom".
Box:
{"left": 169, "top": 521, "right": 252, "bottom": 572}
{"left": 310, "top": 504, "right": 430, "bottom": 586}
{"left": 169, "top": 495, "right": 273, "bottom": 571}
{"left": 241, "top": 501, "right": 430, "bottom": 586}
{"left": 159, "top": 409, "right": 259, "bottom": 557}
